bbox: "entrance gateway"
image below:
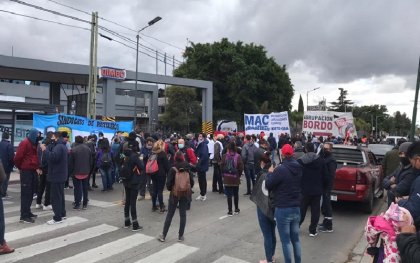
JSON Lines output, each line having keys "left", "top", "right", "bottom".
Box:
{"left": 0, "top": 55, "right": 213, "bottom": 143}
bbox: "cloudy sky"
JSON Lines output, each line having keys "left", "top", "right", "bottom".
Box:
{"left": 1, "top": 0, "right": 419, "bottom": 122}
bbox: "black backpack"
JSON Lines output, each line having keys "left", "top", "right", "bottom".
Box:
{"left": 222, "top": 153, "right": 238, "bottom": 175}
{"left": 101, "top": 152, "right": 112, "bottom": 168}
{"left": 119, "top": 157, "right": 133, "bottom": 181}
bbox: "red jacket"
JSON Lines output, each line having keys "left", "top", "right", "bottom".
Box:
{"left": 14, "top": 138, "right": 39, "bottom": 170}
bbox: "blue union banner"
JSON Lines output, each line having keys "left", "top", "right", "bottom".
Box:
{"left": 244, "top": 112, "right": 290, "bottom": 140}
{"left": 33, "top": 113, "right": 133, "bottom": 142}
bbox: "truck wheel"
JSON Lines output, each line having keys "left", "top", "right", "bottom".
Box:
{"left": 362, "top": 189, "right": 374, "bottom": 214}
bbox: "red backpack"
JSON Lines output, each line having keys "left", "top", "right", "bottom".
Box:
{"left": 145, "top": 153, "right": 159, "bottom": 175}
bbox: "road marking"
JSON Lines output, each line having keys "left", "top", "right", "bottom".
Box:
{"left": 4, "top": 206, "right": 20, "bottom": 214}
{"left": 134, "top": 243, "right": 198, "bottom": 263}
{"left": 65, "top": 194, "right": 117, "bottom": 208}
{"left": 212, "top": 255, "right": 251, "bottom": 263}
{"left": 3, "top": 200, "right": 13, "bottom": 205}
{"left": 219, "top": 215, "right": 229, "bottom": 220}
{"left": 56, "top": 233, "right": 154, "bottom": 263}
{"left": 1, "top": 224, "right": 118, "bottom": 263}
{"left": 7, "top": 187, "right": 20, "bottom": 193}
{"left": 5, "top": 210, "right": 53, "bottom": 224}
{"left": 5, "top": 216, "right": 88, "bottom": 242}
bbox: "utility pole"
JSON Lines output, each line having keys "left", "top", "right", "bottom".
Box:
{"left": 155, "top": 50, "right": 158, "bottom": 75}
{"left": 172, "top": 55, "right": 175, "bottom": 72}
{"left": 87, "top": 12, "right": 98, "bottom": 120}
{"left": 411, "top": 57, "right": 420, "bottom": 142}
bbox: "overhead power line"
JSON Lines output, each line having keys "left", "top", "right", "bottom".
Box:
{"left": 0, "top": 9, "right": 90, "bottom": 31}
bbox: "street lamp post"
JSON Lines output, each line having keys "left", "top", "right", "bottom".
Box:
{"left": 306, "top": 87, "right": 320, "bottom": 111}
{"left": 134, "top": 16, "right": 162, "bottom": 127}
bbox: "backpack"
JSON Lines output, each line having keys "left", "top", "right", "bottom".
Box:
{"left": 101, "top": 152, "right": 112, "bottom": 168}
{"left": 119, "top": 158, "right": 133, "bottom": 181}
{"left": 146, "top": 153, "right": 159, "bottom": 175}
{"left": 172, "top": 167, "right": 191, "bottom": 198}
{"left": 245, "top": 144, "right": 256, "bottom": 164}
{"left": 223, "top": 153, "right": 238, "bottom": 176}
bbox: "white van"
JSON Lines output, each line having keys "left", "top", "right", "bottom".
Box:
{"left": 385, "top": 136, "right": 407, "bottom": 145}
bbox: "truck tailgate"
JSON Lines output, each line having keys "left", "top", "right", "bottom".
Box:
{"left": 333, "top": 166, "right": 357, "bottom": 193}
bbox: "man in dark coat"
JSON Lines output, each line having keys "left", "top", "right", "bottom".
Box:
{"left": 319, "top": 142, "right": 337, "bottom": 232}
{"left": 267, "top": 133, "right": 277, "bottom": 165}
{"left": 396, "top": 222, "right": 420, "bottom": 263}
{"left": 195, "top": 133, "right": 209, "bottom": 201}
{"left": 298, "top": 142, "right": 327, "bottom": 237}
{"left": 0, "top": 132, "right": 14, "bottom": 198}
{"left": 41, "top": 131, "right": 68, "bottom": 225}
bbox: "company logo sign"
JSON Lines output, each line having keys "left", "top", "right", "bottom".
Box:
{"left": 100, "top": 67, "right": 126, "bottom": 81}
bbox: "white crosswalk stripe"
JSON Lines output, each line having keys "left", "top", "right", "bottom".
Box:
{"left": 5, "top": 210, "right": 53, "bottom": 224}
{"left": 212, "top": 255, "right": 251, "bottom": 263}
{"left": 5, "top": 216, "right": 88, "bottom": 242}
{"left": 3, "top": 200, "right": 13, "bottom": 205}
{"left": 4, "top": 206, "right": 20, "bottom": 214}
{"left": 64, "top": 194, "right": 117, "bottom": 208}
{"left": 56, "top": 233, "right": 154, "bottom": 263}
{"left": 134, "top": 243, "right": 199, "bottom": 263}
{"left": 1, "top": 224, "right": 118, "bottom": 263}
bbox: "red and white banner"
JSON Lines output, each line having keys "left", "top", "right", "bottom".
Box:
{"left": 302, "top": 111, "right": 356, "bottom": 138}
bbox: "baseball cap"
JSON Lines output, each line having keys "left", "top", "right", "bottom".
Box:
{"left": 281, "top": 144, "right": 294, "bottom": 156}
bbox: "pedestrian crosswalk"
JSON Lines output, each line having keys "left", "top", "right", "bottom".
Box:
{"left": 2, "top": 195, "right": 252, "bottom": 263}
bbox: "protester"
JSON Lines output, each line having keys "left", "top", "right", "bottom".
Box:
{"left": 241, "top": 135, "right": 257, "bottom": 195}
{"left": 70, "top": 136, "right": 92, "bottom": 210}
{"left": 208, "top": 134, "right": 215, "bottom": 167}
{"left": 396, "top": 219, "right": 420, "bottom": 263}
{"left": 41, "top": 131, "right": 68, "bottom": 225}
{"left": 97, "top": 143, "right": 114, "bottom": 191}
{"left": 0, "top": 132, "right": 14, "bottom": 199}
{"left": 298, "top": 142, "right": 327, "bottom": 237}
{"left": 267, "top": 133, "right": 277, "bottom": 165}
{"left": 383, "top": 142, "right": 413, "bottom": 206}
{"left": 14, "top": 128, "right": 40, "bottom": 223}
{"left": 138, "top": 137, "right": 154, "bottom": 200}
{"left": 319, "top": 142, "right": 337, "bottom": 233}
{"left": 293, "top": 141, "right": 304, "bottom": 159}
{"left": 195, "top": 133, "right": 210, "bottom": 201}
{"left": 149, "top": 140, "right": 170, "bottom": 212}
{"left": 86, "top": 135, "right": 98, "bottom": 189}
{"left": 121, "top": 145, "right": 144, "bottom": 231}
{"left": 111, "top": 137, "right": 121, "bottom": 183}
{"left": 212, "top": 134, "right": 224, "bottom": 194}
{"left": 254, "top": 140, "right": 269, "bottom": 175}
{"left": 266, "top": 144, "right": 302, "bottom": 263}
{"left": 250, "top": 152, "right": 276, "bottom": 263}
{"left": 221, "top": 142, "right": 244, "bottom": 216}
{"left": 35, "top": 132, "right": 52, "bottom": 211}
{"left": 0, "top": 157, "right": 14, "bottom": 255}
{"left": 158, "top": 151, "right": 194, "bottom": 242}
{"left": 383, "top": 139, "right": 405, "bottom": 177}
{"left": 62, "top": 132, "right": 73, "bottom": 189}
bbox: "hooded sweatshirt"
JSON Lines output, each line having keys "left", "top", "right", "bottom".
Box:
{"left": 265, "top": 158, "right": 302, "bottom": 208}
{"left": 298, "top": 152, "right": 327, "bottom": 196}
{"left": 14, "top": 128, "right": 39, "bottom": 170}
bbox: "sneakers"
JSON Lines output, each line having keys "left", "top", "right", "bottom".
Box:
{"left": 0, "top": 242, "right": 15, "bottom": 255}
{"left": 227, "top": 211, "right": 233, "bottom": 217}
{"left": 33, "top": 194, "right": 37, "bottom": 200}
{"left": 234, "top": 209, "right": 240, "bottom": 215}
{"left": 47, "top": 219, "right": 63, "bottom": 225}
{"left": 82, "top": 204, "right": 87, "bottom": 210}
{"left": 43, "top": 205, "right": 53, "bottom": 211}
{"left": 178, "top": 236, "right": 184, "bottom": 242}
{"left": 195, "top": 195, "right": 203, "bottom": 201}
{"left": 73, "top": 205, "right": 81, "bottom": 210}
{"left": 152, "top": 206, "right": 159, "bottom": 212}
{"left": 243, "top": 192, "right": 251, "bottom": 196}
{"left": 309, "top": 231, "right": 318, "bottom": 237}
{"left": 202, "top": 195, "right": 207, "bottom": 201}
{"left": 19, "top": 217, "right": 35, "bottom": 224}
{"left": 35, "top": 203, "right": 42, "bottom": 209}
{"left": 124, "top": 219, "right": 131, "bottom": 229}
{"left": 159, "top": 206, "right": 167, "bottom": 214}
{"left": 318, "top": 225, "right": 334, "bottom": 233}
{"left": 92, "top": 184, "right": 98, "bottom": 188}
{"left": 29, "top": 213, "right": 38, "bottom": 219}
{"left": 157, "top": 234, "right": 166, "bottom": 242}
{"left": 132, "top": 221, "right": 143, "bottom": 232}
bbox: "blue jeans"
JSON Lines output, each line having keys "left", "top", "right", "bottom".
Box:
{"left": 99, "top": 167, "right": 113, "bottom": 190}
{"left": 275, "top": 207, "right": 301, "bottom": 263}
{"left": 1, "top": 172, "right": 10, "bottom": 197}
{"left": 0, "top": 195, "right": 5, "bottom": 244}
{"left": 257, "top": 207, "right": 276, "bottom": 262}
{"left": 244, "top": 163, "right": 256, "bottom": 193}
{"left": 151, "top": 175, "right": 165, "bottom": 209}
{"left": 271, "top": 151, "right": 276, "bottom": 165}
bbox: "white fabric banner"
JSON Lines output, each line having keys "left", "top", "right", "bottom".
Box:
{"left": 302, "top": 111, "right": 356, "bottom": 138}
{"left": 244, "top": 112, "right": 290, "bottom": 139}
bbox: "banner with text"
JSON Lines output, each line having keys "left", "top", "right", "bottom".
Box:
{"left": 33, "top": 114, "right": 133, "bottom": 142}
{"left": 302, "top": 111, "right": 356, "bottom": 138}
{"left": 244, "top": 112, "right": 290, "bottom": 140}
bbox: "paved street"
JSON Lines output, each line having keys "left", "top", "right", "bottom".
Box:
{"left": 3, "top": 167, "right": 383, "bottom": 263}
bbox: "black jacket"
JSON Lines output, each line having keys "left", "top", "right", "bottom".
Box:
{"left": 153, "top": 150, "right": 170, "bottom": 177}
{"left": 0, "top": 139, "right": 14, "bottom": 174}
{"left": 166, "top": 161, "right": 194, "bottom": 201}
{"left": 298, "top": 152, "right": 327, "bottom": 196}
{"left": 123, "top": 152, "right": 145, "bottom": 189}
{"left": 266, "top": 158, "right": 302, "bottom": 208}
{"left": 397, "top": 233, "right": 420, "bottom": 263}
{"left": 323, "top": 153, "right": 337, "bottom": 191}
{"left": 70, "top": 143, "right": 92, "bottom": 176}
{"left": 45, "top": 139, "right": 68, "bottom": 183}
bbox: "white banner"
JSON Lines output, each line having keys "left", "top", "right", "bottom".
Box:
{"left": 244, "top": 112, "right": 290, "bottom": 140}
{"left": 302, "top": 111, "right": 357, "bottom": 138}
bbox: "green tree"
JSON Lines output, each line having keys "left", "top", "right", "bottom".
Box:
{"left": 329, "top": 88, "right": 354, "bottom": 112}
{"left": 174, "top": 38, "right": 294, "bottom": 125}
{"left": 161, "top": 86, "right": 201, "bottom": 133}
{"left": 298, "top": 94, "right": 304, "bottom": 113}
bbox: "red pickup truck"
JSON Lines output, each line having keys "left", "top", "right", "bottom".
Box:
{"left": 331, "top": 145, "right": 384, "bottom": 213}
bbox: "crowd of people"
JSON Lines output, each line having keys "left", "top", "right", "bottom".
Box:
{"left": 1, "top": 127, "right": 420, "bottom": 263}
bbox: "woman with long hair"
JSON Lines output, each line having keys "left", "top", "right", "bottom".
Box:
{"left": 150, "top": 140, "right": 170, "bottom": 213}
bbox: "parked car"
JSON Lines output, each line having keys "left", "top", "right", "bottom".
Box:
{"left": 385, "top": 136, "right": 407, "bottom": 146}
{"left": 368, "top": 144, "right": 394, "bottom": 163}
{"left": 331, "top": 145, "right": 384, "bottom": 213}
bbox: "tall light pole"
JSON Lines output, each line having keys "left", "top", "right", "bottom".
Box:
{"left": 134, "top": 16, "right": 162, "bottom": 127}
{"left": 306, "top": 87, "right": 320, "bottom": 110}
